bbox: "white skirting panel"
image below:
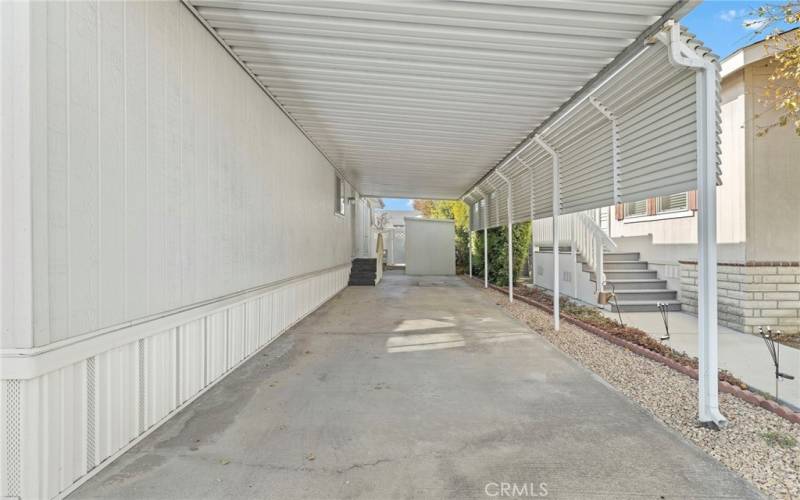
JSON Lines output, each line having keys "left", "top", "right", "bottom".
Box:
{"left": 0, "top": 265, "right": 349, "bottom": 500}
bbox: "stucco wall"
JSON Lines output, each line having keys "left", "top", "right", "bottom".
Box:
{"left": 2, "top": 1, "right": 355, "bottom": 348}
{"left": 744, "top": 60, "right": 800, "bottom": 262}
{"left": 532, "top": 251, "right": 597, "bottom": 305}
{"left": 405, "top": 219, "right": 455, "bottom": 276}
{"left": 607, "top": 66, "right": 749, "bottom": 263}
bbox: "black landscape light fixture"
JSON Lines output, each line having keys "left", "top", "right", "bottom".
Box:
{"left": 758, "top": 326, "right": 795, "bottom": 401}
{"left": 657, "top": 302, "right": 670, "bottom": 341}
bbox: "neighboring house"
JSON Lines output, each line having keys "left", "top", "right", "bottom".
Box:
{"left": 375, "top": 209, "right": 422, "bottom": 266}
{"left": 607, "top": 33, "right": 800, "bottom": 334}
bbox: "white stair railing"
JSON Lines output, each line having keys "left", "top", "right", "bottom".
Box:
{"left": 533, "top": 210, "right": 617, "bottom": 291}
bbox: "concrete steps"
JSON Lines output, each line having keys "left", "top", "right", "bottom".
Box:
{"left": 610, "top": 300, "right": 682, "bottom": 312}
{"left": 604, "top": 269, "right": 659, "bottom": 280}
{"left": 612, "top": 289, "right": 678, "bottom": 301}
{"left": 604, "top": 278, "right": 668, "bottom": 290}
{"left": 605, "top": 252, "right": 640, "bottom": 262}
{"left": 602, "top": 252, "right": 681, "bottom": 312}
{"left": 349, "top": 258, "right": 378, "bottom": 286}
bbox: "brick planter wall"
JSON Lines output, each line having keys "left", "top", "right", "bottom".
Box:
{"left": 680, "top": 261, "right": 800, "bottom": 334}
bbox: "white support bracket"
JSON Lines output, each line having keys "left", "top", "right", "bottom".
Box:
{"left": 589, "top": 96, "right": 621, "bottom": 204}
{"left": 658, "top": 21, "right": 726, "bottom": 428}
{"left": 534, "top": 135, "right": 560, "bottom": 331}
{"left": 495, "top": 170, "right": 514, "bottom": 303}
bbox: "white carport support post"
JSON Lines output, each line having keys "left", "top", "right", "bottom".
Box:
{"left": 589, "top": 96, "right": 621, "bottom": 291}
{"left": 517, "top": 156, "right": 536, "bottom": 287}
{"left": 535, "top": 136, "right": 560, "bottom": 331}
{"left": 661, "top": 22, "right": 726, "bottom": 427}
{"left": 476, "top": 188, "right": 489, "bottom": 288}
{"left": 468, "top": 209, "right": 473, "bottom": 278}
{"left": 571, "top": 216, "right": 578, "bottom": 297}
{"left": 496, "top": 171, "right": 513, "bottom": 303}
{"left": 468, "top": 231, "right": 473, "bottom": 278}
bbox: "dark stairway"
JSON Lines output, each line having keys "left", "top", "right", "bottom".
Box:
{"left": 348, "top": 258, "right": 378, "bottom": 286}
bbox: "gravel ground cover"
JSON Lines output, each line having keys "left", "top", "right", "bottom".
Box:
{"left": 465, "top": 278, "right": 800, "bottom": 499}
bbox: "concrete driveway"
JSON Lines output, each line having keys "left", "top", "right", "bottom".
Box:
{"left": 71, "top": 271, "right": 759, "bottom": 499}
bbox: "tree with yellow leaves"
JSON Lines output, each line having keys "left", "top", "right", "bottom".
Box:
{"left": 748, "top": 2, "right": 800, "bottom": 136}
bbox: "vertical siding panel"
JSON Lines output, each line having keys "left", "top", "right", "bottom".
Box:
{"left": 67, "top": 0, "right": 99, "bottom": 337}
{"left": 206, "top": 311, "right": 226, "bottom": 382}
{"left": 146, "top": 1, "right": 166, "bottom": 314}
{"left": 42, "top": 372, "right": 57, "bottom": 498}
{"left": 246, "top": 300, "right": 259, "bottom": 354}
{"left": 96, "top": 349, "right": 111, "bottom": 462}
{"left": 227, "top": 305, "right": 245, "bottom": 367}
{"left": 179, "top": 320, "right": 203, "bottom": 403}
{"left": 46, "top": 0, "right": 69, "bottom": 343}
{"left": 207, "top": 34, "right": 220, "bottom": 305}
{"left": 21, "top": 379, "right": 40, "bottom": 498}
{"left": 99, "top": 0, "right": 126, "bottom": 327}
{"left": 31, "top": 1, "right": 51, "bottom": 347}
{"left": 179, "top": 9, "right": 197, "bottom": 305}
{"left": 59, "top": 366, "right": 74, "bottom": 489}
{"left": 194, "top": 19, "right": 210, "bottom": 304}
{"left": 124, "top": 1, "right": 148, "bottom": 320}
{"left": 163, "top": 1, "right": 182, "bottom": 311}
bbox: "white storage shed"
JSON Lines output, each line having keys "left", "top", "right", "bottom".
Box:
{"left": 405, "top": 218, "right": 456, "bottom": 276}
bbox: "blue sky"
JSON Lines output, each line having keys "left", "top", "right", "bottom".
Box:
{"left": 382, "top": 1, "right": 788, "bottom": 211}
{"left": 682, "top": 0, "right": 788, "bottom": 58}
{"left": 383, "top": 198, "right": 416, "bottom": 210}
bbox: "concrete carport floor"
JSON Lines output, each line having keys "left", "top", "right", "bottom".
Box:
{"left": 70, "top": 271, "right": 759, "bottom": 499}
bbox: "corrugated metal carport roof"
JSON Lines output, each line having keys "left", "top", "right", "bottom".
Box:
{"left": 185, "top": 0, "right": 693, "bottom": 199}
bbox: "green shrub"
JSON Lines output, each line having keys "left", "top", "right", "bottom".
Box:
{"left": 471, "top": 222, "right": 530, "bottom": 286}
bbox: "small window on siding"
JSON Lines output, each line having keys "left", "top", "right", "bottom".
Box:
{"left": 656, "top": 192, "right": 688, "bottom": 214}
{"left": 624, "top": 199, "right": 647, "bottom": 218}
{"left": 334, "top": 176, "right": 345, "bottom": 215}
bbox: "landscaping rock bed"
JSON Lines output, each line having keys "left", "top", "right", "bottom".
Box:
{"left": 514, "top": 284, "right": 749, "bottom": 388}
{"left": 466, "top": 278, "right": 800, "bottom": 499}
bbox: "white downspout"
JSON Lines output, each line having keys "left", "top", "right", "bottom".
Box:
{"left": 535, "top": 136, "right": 560, "bottom": 331}
{"left": 496, "top": 171, "right": 514, "bottom": 303}
{"left": 659, "top": 21, "right": 726, "bottom": 428}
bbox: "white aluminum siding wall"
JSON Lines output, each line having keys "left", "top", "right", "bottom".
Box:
{"left": 9, "top": 0, "right": 353, "bottom": 348}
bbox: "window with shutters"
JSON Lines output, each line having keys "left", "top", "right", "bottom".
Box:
{"left": 656, "top": 192, "right": 689, "bottom": 214}
{"left": 617, "top": 191, "right": 695, "bottom": 222}
{"left": 624, "top": 199, "right": 648, "bottom": 218}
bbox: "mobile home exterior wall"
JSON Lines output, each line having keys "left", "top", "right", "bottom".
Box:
{"left": 1, "top": 2, "right": 354, "bottom": 497}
